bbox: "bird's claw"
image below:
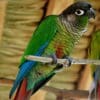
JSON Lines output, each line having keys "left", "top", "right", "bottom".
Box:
{"left": 49, "top": 55, "right": 72, "bottom": 67}
{"left": 54, "top": 56, "right": 72, "bottom": 72}
{"left": 63, "top": 56, "right": 72, "bottom": 67}
{"left": 49, "top": 54, "right": 57, "bottom": 64}
{"left": 44, "top": 54, "right": 72, "bottom": 68}
{"left": 43, "top": 54, "right": 57, "bottom": 65}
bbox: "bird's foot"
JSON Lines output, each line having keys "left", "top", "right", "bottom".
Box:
{"left": 54, "top": 56, "right": 72, "bottom": 72}
{"left": 43, "top": 54, "right": 72, "bottom": 69}
{"left": 43, "top": 54, "right": 57, "bottom": 65}
{"left": 62, "top": 56, "right": 72, "bottom": 67}
{"left": 50, "top": 54, "right": 57, "bottom": 64}
{"left": 48, "top": 55, "right": 72, "bottom": 67}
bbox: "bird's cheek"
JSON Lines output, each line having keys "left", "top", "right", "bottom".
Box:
{"left": 67, "top": 14, "right": 76, "bottom": 22}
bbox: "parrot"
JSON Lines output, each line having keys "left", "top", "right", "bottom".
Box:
{"left": 9, "top": 1, "right": 95, "bottom": 100}
{"left": 88, "top": 30, "right": 100, "bottom": 99}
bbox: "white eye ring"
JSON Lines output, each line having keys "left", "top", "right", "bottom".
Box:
{"left": 75, "top": 9, "right": 84, "bottom": 16}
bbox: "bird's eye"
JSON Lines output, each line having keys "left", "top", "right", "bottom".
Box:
{"left": 75, "top": 9, "right": 84, "bottom": 16}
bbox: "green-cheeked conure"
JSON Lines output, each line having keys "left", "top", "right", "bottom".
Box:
{"left": 9, "top": 1, "right": 95, "bottom": 100}
{"left": 89, "top": 30, "right": 100, "bottom": 99}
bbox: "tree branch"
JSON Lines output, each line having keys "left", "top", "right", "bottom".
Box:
{"left": 25, "top": 55, "right": 100, "bottom": 66}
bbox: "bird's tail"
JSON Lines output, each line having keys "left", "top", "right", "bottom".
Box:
{"left": 88, "top": 77, "right": 100, "bottom": 100}
{"left": 97, "top": 81, "right": 100, "bottom": 99}
{"left": 13, "top": 73, "right": 55, "bottom": 100}
{"left": 14, "top": 78, "right": 32, "bottom": 100}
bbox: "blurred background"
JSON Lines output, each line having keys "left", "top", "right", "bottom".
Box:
{"left": 0, "top": 0, "right": 99, "bottom": 100}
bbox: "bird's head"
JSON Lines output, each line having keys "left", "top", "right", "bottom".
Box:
{"left": 60, "top": 1, "right": 95, "bottom": 34}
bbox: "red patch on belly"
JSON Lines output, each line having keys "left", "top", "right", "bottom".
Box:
{"left": 55, "top": 45, "right": 64, "bottom": 58}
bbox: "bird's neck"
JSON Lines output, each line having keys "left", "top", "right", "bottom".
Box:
{"left": 58, "top": 14, "right": 88, "bottom": 35}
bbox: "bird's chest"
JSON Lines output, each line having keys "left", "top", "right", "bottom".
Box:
{"left": 43, "top": 32, "right": 70, "bottom": 58}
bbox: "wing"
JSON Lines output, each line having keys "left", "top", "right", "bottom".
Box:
{"left": 20, "top": 15, "right": 58, "bottom": 65}
{"left": 9, "top": 15, "right": 58, "bottom": 97}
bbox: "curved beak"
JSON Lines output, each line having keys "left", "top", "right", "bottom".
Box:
{"left": 87, "top": 8, "right": 95, "bottom": 19}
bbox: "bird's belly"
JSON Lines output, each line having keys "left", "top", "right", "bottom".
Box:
{"left": 42, "top": 34, "right": 68, "bottom": 58}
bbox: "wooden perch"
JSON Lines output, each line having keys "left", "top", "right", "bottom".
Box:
{"left": 25, "top": 55, "right": 100, "bottom": 66}
{"left": 42, "top": 86, "right": 91, "bottom": 99}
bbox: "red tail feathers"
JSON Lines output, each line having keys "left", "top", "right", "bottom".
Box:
{"left": 97, "top": 82, "right": 100, "bottom": 99}
{"left": 14, "top": 79, "right": 32, "bottom": 100}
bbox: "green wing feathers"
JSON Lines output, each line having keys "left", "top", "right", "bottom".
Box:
{"left": 20, "top": 15, "right": 58, "bottom": 65}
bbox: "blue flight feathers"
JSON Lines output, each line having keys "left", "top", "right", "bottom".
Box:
{"left": 9, "top": 42, "right": 49, "bottom": 98}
